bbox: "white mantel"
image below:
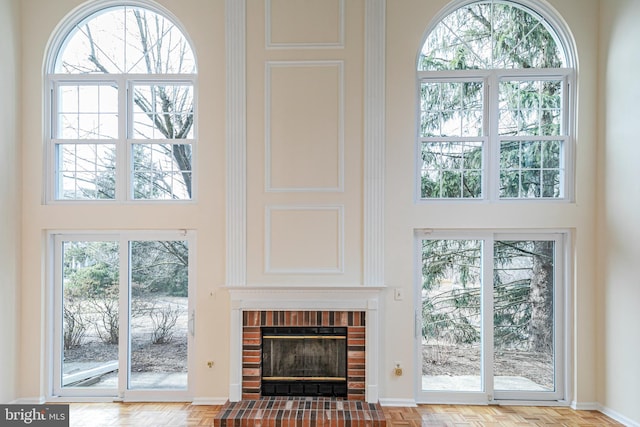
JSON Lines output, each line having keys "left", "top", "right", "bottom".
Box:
{"left": 227, "top": 285, "right": 384, "bottom": 403}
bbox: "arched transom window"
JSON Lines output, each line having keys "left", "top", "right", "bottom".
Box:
{"left": 47, "top": 3, "right": 197, "bottom": 201}
{"left": 417, "top": 0, "right": 574, "bottom": 200}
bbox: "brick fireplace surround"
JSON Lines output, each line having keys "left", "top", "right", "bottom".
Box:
{"left": 241, "top": 310, "right": 366, "bottom": 401}
{"left": 215, "top": 306, "right": 386, "bottom": 427}
{"left": 219, "top": 287, "right": 385, "bottom": 427}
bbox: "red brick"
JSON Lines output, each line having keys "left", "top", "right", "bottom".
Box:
{"left": 240, "top": 310, "right": 372, "bottom": 401}
{"left": 245, "top": 311, "right": 260, "bottom": 326}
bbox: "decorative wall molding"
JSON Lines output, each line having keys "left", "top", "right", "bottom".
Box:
{"left": 224, "top": 0, "right": 386, "bottom": 406}
{"left": 265, "top": 0, "right": 345, "bottom": 49}
{"left": 265, "top": 61, "right": 345, "bottom": 192}
{"left": 265, "top": 205, "right": 345, "bottom": 274}
{"left": 225, "top": 0, "right": 247, "bottom": 287}
{"left": 363, "top": 0, "right": 386, "bottom": 287}
{"left": 227, "top": 1, "right": 385, "bottom": 282}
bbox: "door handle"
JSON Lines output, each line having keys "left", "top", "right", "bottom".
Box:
{"left": 188, "top": 309, "right": 195, "bottom": 337}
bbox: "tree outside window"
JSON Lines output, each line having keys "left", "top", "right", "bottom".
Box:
{"left": 418, "top": 1, "right": 572, "bottom": 200}
{"left": 49, "top": 5, "right": 196, "bottom": 201}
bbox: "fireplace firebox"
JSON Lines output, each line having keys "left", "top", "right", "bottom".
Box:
{"left": 241, "top": 310, "right": 366, "bottom": 401}
{"left": 261, "top": 326, "right": 347, "bottom": 397}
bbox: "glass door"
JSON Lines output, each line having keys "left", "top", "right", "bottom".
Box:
{"left": 416, "top": 231, "right": 565, "bottom": 403}
{"left": 128, "top": 240, "right": 190, "bottom": 392}
{"left": 52, "top": 232, "right": 194, "bottom": 400}
{"left": 57, "top": 239, "right": 120, "bottom": 396}
{"left": 417, "top": 237, "right": 489, "bottom": 404}
{"left": 492, "top": 237, "right": 563, "bottom": 400}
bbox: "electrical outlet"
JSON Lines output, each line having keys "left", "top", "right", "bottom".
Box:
{"left": 394, "top": 361, "right": 403, "bottom": 376}
{"left": 394, "top": 288, "right": 403, "bottom": 301}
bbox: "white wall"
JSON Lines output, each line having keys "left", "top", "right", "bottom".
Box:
{"left": 0, "top": 0, "right": 21, "bottom": 404}
{"left": 598, "top": 1, "right": 640, "bottom": 424}
{"left": 13, "top": 0, "right": 610, "bottom": 412}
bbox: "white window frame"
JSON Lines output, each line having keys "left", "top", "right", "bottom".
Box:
{"left": 416, "top": 69, "right": 574, "bottom": 203}
{"left": 415, "top": 0, "right": 577, "bottom": 203}
{"left": 413, "top": 229, "right": 572, "bottom": 405}
{"left": 43, "top": 1, "right": 198, "bottom": 204}
{"left": 46, "top": 230, "right": 196, "bottom": 402}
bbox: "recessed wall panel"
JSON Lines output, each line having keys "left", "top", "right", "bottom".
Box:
{"left": 267, "top": 0, "right": 344, "bottom": 48}
{"left": 266, "top": 62, "right": 344, "bottom": 191}
{"left": 266, "top": 206, "right": 344, "bottom": 273}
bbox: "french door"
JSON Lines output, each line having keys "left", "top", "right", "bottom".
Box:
{"left": 51, "top": 231, "right": 195, "bottom": 400}
{"left": 416, "top": 231, "right": 566, "bottom": 403}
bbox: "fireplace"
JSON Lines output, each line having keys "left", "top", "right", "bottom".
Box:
{"left": 261, "top": 326, "right": 347, "bottom": 397}
{"left": 241, "top": 310, "right": 366, "bottom": 400}
{"left": 228, "top": 286, "right": 382, "bottom": 403}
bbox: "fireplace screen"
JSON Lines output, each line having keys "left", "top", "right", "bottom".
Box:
{"left": 261, "top": 326, "right": 347, "bottom": 396}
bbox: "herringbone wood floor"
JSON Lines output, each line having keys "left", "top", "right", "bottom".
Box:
{"left": 66, "top": 402, "right": 623, "bottom": 427}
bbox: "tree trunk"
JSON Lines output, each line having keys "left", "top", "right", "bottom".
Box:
{"left": 528, "top": 241, "right": 554, "bottom": 352}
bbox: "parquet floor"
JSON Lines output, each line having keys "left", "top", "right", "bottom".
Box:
{"left": 66, "top": 402, "right": 623, "bottom": 427}
{"left": 385, "top": 405, "right": 622, "bottom": 426}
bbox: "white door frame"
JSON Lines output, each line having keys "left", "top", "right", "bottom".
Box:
{"left": 47, "top": 230, "right": 196, "bottom": 402}
{"left": 414, "top": 229, "right": 570, "bottom": 404}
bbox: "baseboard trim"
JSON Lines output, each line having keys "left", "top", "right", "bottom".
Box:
{"left": 192, "top": 397, "right": 229, "bottom": 406}
{"left": 11, "top": 397, "right": 46, "bottom": 404}
{"left": 13, "top": 396, "right": 231, "bottom": 406}
{"left": 598, "top": 404, "right": 640, "bottom": 427}
{"left": 45, "top": 396, "right": 116, "bottom": 403}
{"left": 570, "top": 401, "right": 639, "bottom": 426}
{"left": 378, "top": 398, "right": 417, "bottom": 407}
{"left": 570, "top": 401, "right": 599, "bottom": 410}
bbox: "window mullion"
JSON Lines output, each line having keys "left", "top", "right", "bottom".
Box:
{"left": 554, "top": 233, "right": 566, "bottom": 399}
{"left": 51, "top": 235, "right": 65, "bottom": 396}
{"left": 486, "top": 73, "right": 499, "bottom": 201}
{"left": 118, "top": 237, "right": 131, "bottom": 396}
{"left": 49, "top": 82, "right": 57, "bottom": 139}
{"left": 48, "top": 81, "right": 57, "bottom": 201}
{"left": 562, "top": 76, "right": 572, "bottom": 200}
{"left": 482, "top": 237, "right": 495, "bottom": 400}
{"left": 118, "top": 77, "right": 129, "bottom": 201}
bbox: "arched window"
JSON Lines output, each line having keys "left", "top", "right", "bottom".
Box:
{"left": 46, "top": 2, "right": 196, "bottom": 201}
{"left": 417, "top": 0, "right": 575, "bottom": 200}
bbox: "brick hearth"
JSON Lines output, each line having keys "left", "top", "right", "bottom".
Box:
{"left": 213, "top": 397, "right": 386, "bottom": 427}
{"left": 241, "top": 310, "right": 366, "bottom": 401}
